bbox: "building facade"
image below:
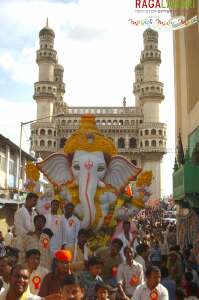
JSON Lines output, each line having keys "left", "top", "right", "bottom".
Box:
{"left": 31, "top": 22, "right": 167, "bottom": 199}
{"left": 171, "top": 1, "right": 199, "bottom": 255}
{"left": 0, "top": 134, "right": 34, "bottom": 196}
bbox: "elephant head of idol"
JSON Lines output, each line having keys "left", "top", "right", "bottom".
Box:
{"left": 37, "top": 115, "right": 141, "bottom": 228}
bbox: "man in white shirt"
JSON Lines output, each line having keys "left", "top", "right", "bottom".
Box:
{"left": 45, "top": 200, "right": 62, "bottom": 234}
{"left": 25, "top": 249, "right": 49, "bottom": 295}
{"left": 14, "top": 193, "right": 38, "bottom": 236}
{"left": 135, "top": 244, "right": 149, "bottom": 274}
{"left": 117, "top": 221, "right": 134, "bottom": 261}
{"left": 117, "top": 246, "right": 144, "bottom": 299}
{"left": 133, "top": 265, "right": 168, "bottom": 300}
{"left": 51, "top": 203, "right": 81, "bottom": 255}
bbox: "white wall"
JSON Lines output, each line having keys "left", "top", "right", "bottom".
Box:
{"left": 37, "top": 101, "right": 54, "bottom": 120}
{"left": 39, "top": 63, "right": 54, "bottom": 81}
{"left": 143, "top": 62, "right": 159, "bottom": 82}
{"left": 143, "top": 102, "right": 159, "bottom": 122}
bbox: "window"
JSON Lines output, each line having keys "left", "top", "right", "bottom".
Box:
{"left": 40, "top": 140, "right": 45, "bottom": 146}
{"left": 48, "top": 129, "right": 52, "bottom": 136}
{"left": 159, "top": 130, "right": 162, "bottom": 136}
{"left": 60, "top": 138, "right": 66, "bottom": 148}
{"left": 125, "top": 120, "right": 129, "bottom": 125}
{"left": 152, "top": 140, "right": 156, "bottom": 147}
{"left": 151, "top": 129, "right": 156, "bottom": 135}
{"left": 40, "top": 129, "right": 45, "bottom": 135}
{"left": 145, "top": 140, "right": 149, "bottom": 147}
{"left": 129, "top": 138, "right": 137, "bottom": 148}
{"left": 145, "top": 130, "right": 149, "bottom": 135}
{"left": 54, "top": 141, "right": 56, "bottom": 147}
{"left": 48, "top": 140, "right": 52, "bottom": 147}
{"left": 9, "top": 160, "right": 14, "bottom": 175}
{"left": 159, "top": 140, "right": 163, "bottom": 146}
{"left": 61, "top": 120, "right": 66, "bottom": 126}
{"left": 118, "top": 138, "right": 125, "bottom": 149}
{"left": 119, "top": 120, "right": 123, "bottom": 126}
{"left": 0, "top": 155, "right": 6, "bottom": 172}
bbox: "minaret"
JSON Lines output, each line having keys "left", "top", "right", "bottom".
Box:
{"left": 53, "top": 63, "right": 66, "bottom": 115}
{"left": 140, "top": 28, "right": 164, "bottom": 122}
{"left": 133, "top": 63, "right": 144, "bottom": 107}
{"left": 134, "top": 28, "right": 167, "bottom": 199}
{"left": 31, "top": 20, "right": 58, "bottom": 158}
{"left": 34, "top": 18, "right": 57, "bottom": 121}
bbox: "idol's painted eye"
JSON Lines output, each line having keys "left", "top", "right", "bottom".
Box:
{"left": 97, "top": 165, "right": 105, "bottom": 172}
{"left": 73, "top": 164, "right": 80, "bottom": 171}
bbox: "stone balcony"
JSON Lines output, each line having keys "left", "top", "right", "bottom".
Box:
{"left": 140, "top": 49, "right": 161, "bottom": 63}
{"left": 139, "top": 146, "right": 167, "bottom": 154}
{"left": 36, "top": 49, "right": 57, "bottom": 63}
{"left": 64, "top": 106, "right": 142, "bottom": 116}
{"left": 33, "top": 82, "right": 57, "bottom": 100}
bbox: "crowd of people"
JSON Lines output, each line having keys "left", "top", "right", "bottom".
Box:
{"left": 0, "top": 192, "right": 198, "bottom": 300}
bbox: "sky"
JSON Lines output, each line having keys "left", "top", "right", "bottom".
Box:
{"left": 0, "top": 0, "right": 175, "bottom": 196}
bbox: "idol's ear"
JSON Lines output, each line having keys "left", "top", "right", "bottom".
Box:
{"left": 104, "top": 155, "right": 141, "bottom": 192}
{"left": 37, "top": 153, "right": 73, "bottom": 186}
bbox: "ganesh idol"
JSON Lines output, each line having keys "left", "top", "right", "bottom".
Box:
{"left": 37, "top": 114, "right": 141, "bottom": 229}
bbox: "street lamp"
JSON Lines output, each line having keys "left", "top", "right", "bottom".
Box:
{"left": 17, "top": 113, "right": 64, "bottom": 204}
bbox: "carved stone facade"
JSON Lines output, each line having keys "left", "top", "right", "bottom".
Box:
{"left": 31, "top": 22, "right": 167, "bottom": 199}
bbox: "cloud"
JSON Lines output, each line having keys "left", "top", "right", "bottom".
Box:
{"left": 0, "top": 47, "right": 37, "bottom": 85}
{"left": 68, "top": 26, "right": 106, "bottom": 41}
{"left": 0, "top": 97, "right": 36, "bottom": 152}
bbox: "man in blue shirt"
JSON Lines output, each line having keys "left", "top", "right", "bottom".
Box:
{"left": 161, "top": 266, "right": 176, "bottom": 300}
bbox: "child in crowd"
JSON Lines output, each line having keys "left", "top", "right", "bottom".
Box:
{"left": 80, "top": 256, "right": 103, "bottom": 300}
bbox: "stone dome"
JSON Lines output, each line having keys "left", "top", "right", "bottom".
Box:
{"left": 39, "top": 26, "right": 55, "bottom": 38}
{"left": 135, "top": 63, "right": 143, "bottom": 71}
{"left": 39, "top": 19, "right": 55, "bottom": 38}
{"left": 54, "top": 64, "right": 64, "bottom": 71}
{"left": 143, "top": 28, "right": 158, "bottom": 38}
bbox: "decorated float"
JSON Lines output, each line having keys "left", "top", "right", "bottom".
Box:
{"left": 24, "top": 115, "right": 153, "bottom": 248}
